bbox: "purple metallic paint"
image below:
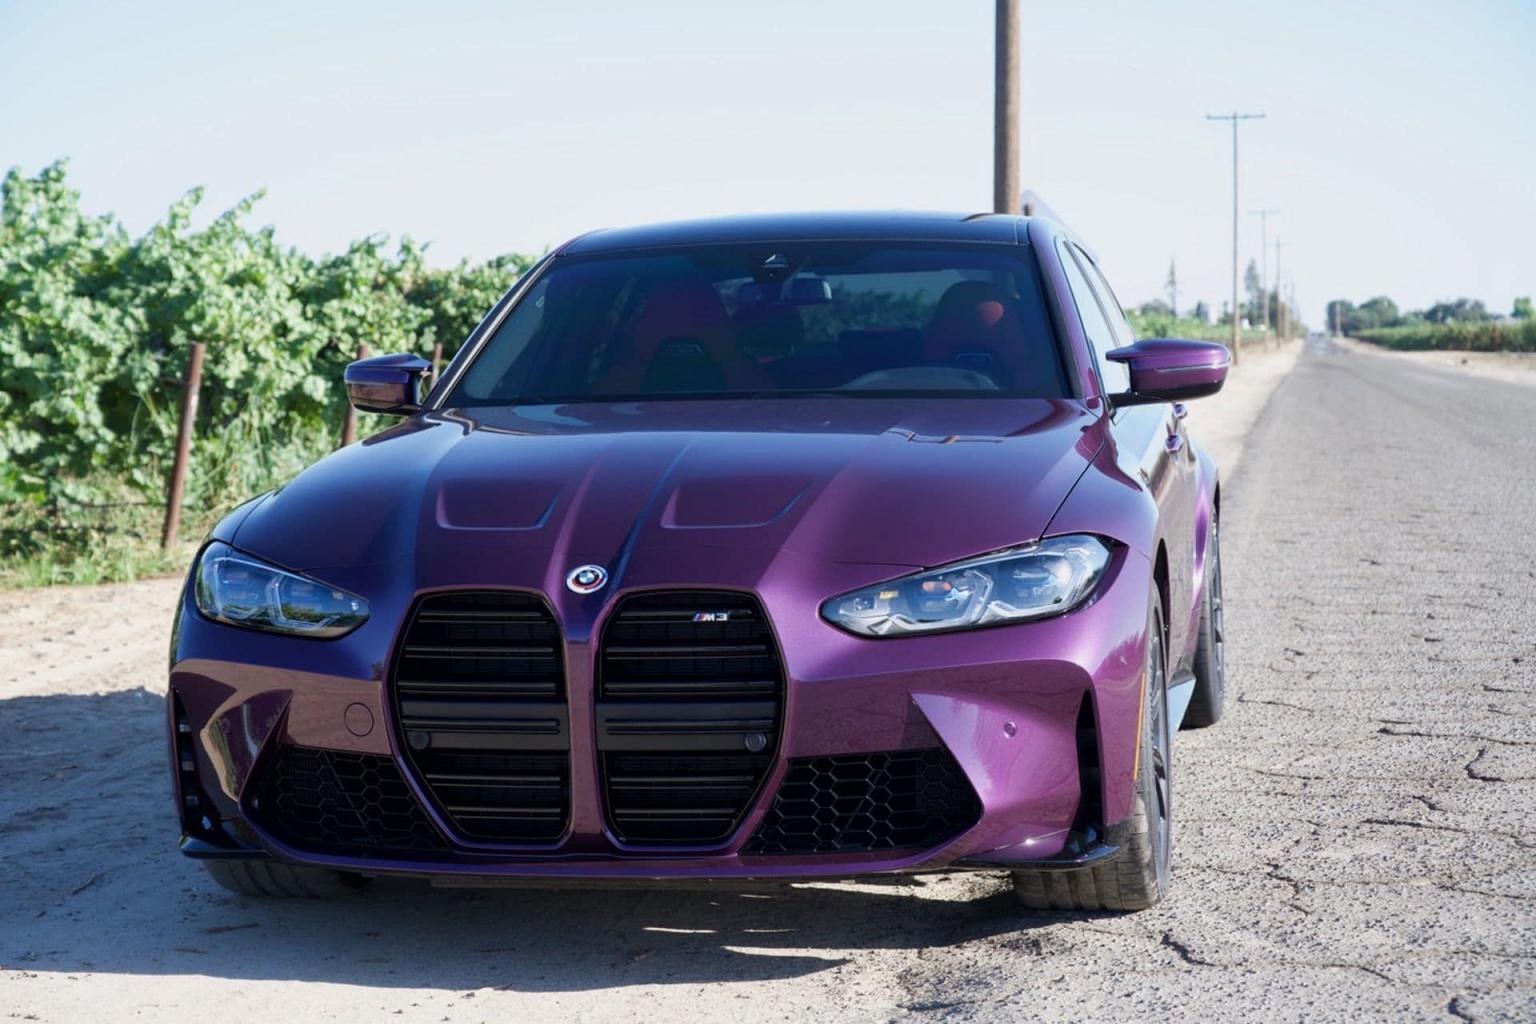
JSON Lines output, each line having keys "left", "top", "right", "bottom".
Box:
{"left": 1107, "top": 338, "right": 1232, "bottom": 403}
{"left": 168, "top": 212, "right": 1225, "bottom": 882}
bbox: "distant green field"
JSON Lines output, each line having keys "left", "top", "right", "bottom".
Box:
{"left": 1126, "top": 312, "right": 1265, "bottom": 346}
{"left": 1354, "top": 321, "right": 1536, "bottom": 352}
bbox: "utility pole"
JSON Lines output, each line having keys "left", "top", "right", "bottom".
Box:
{"left": 1274, "top": 237, "right": 1284, "bottom": 340}
{"left": 1207, "top": 111, "right": 1266, "bottom": 364}
{"left": 993, "top": 0, "right": 1019, "bottom": 214}
{"left": 1250, "top": 208, "right": 1279, "bottom": 345}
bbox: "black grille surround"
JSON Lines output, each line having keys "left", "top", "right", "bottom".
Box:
{"left": 251, "top": 745, "right": 448, "bottom": 855}
{"left": 596, "top": 590, "right": 785, "bottom": 845}
{"left": 743, "top": 749, "right": 982, "bottom": 856}
{"left": 389, "top": 591, "right": 570, "bottom": 843}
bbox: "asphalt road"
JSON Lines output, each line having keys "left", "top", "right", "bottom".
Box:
{"left": 2, "top": 338, "right": 1532, "bottom": 1022}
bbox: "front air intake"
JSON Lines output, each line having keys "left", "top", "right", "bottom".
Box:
{"left": 389, "top": 591, "right": 570, "bottom": 843}
{"left": 251, "top": 745, "right": 447, "bottom": 855}
{"left": 596, "top": 590, "right": 784, "bottom": 844}
{"left": 743, "top": 748, "right": 981, "bottom": 855}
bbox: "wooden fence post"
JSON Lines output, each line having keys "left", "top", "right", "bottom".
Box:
{"left": 341, "top": 342, "right": 369, "bottom": 447}
{"left": 161, "top": 341, "right": 206, "bottom": 550}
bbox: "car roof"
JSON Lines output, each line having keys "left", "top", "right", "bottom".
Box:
{"left": 559, "top": 211, "right": 1029, "bottom": 254}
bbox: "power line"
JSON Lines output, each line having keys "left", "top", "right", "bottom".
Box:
{"left": 1207, "top": 112, "right": 1266, "bottom": 364}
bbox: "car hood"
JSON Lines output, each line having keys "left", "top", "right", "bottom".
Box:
{"left": 233, "top": 399, "right": 1103, "bottom": 579}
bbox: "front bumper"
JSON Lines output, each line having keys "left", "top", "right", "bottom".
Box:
{"left": 168, "top": 544, "right": 1152, "bottom": 881}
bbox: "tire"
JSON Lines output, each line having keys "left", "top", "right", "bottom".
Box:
{"left": 1184, "top": 515, "right": 1226, "bottom": 729}
{"left": 1012, "top": 599, "right": 1172, "bottom": 913}
{"left": 202, "top": 859, "right": 368, "bottom": 899}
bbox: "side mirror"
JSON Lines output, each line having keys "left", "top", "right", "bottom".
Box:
{"left": 344, "top": 353, "right": 432, "bottom": 415}
{"left": 1105, "top": 339, "right": 1230, "bottom": 407}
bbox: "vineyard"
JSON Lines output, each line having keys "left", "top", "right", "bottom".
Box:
{"left": 0, "top": 162, "right": 535, "bottom": 585}
{"left": 1354, "top": 319, "right": 1536, "bottom": 352}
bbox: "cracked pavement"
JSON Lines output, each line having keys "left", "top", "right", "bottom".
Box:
{"left": 1, "top": 338, "right": 1532, "bottom": 1022}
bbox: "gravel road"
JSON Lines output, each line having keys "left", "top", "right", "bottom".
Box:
{"left": 2, "top": 338, "right": 1532, "bottom": 1022}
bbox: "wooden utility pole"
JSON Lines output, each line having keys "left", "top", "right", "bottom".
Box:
{"left": 1251, "top": 208, "right": 1279, "bottom": 345}
{"left": 1207, "top": 112, "right": 1266, "bottom": 364}
{"left": 993, "top": 0, "right": 1020, "bottom": 214}
{"left": 341, "top": 342, "right": 368, "bottom": 447}
{"left": 161, "top": 342, "right": 206, "bottom": 550}
{"left": 1274, "top": 237, "right": 1284, "bottom": 339}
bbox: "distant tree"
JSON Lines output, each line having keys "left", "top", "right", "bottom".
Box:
{"left": 1164, "top": 260, "right": 1179, "bottom": 318}
{"left": 1512, "top": 296, "right": 1533, "bottom": 319}
{"left": 1423, "top": 297, "right": 1489, "bottom": 324}
{"left": 1355, "top": 295, "right": 1401, "bottom": 330}
{"left": 1138, "top": 298, "right": 1173, "bottom": 318}
{"left": 1191, "top": 300, "right": 1210, "bottom": 323}
{"left": 1243, "top": 259, "right": 1262, "bottom": 323}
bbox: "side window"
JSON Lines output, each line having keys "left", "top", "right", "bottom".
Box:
{"left": 1080, "top": 253, "right": 1136, "bottom": 349}
{"left": 1058, "top": 243, "right": 1130, "bottom": 395}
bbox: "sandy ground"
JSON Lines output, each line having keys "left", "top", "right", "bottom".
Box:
{"left": 7, "top": 337, "right": 1533, "bottom": 1022}
{"left": 1181, "top": 338, "right": 1300, "bottom": 474}
{"left": 1336, "top": 335, "right": 1536, "bottom": 389}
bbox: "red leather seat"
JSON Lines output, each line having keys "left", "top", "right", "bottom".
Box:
{"left": 923, "top": 281, "right": 1028, "bottom": 386}
{"left": 597, "top": 281, "right": 739, "bottom": 393}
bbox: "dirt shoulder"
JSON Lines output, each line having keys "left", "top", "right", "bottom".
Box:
{"left": 1183, "top": 337, "right": 1301, "bottom": 477}
{"left": 1336, "top": 334, "right": 1536, "bottom": 388}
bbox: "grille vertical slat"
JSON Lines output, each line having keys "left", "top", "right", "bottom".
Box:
{"left": 390, "top": 592, "right": 570, "bottom": 843}
{"left": 597, "top": 591, "right": 784, "bottom": 844}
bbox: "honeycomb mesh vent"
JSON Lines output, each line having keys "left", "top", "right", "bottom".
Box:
{"left": 252, "top": 745, "right": 447, "bottom": 855}
{"left": 743, "top": 748, "right": 980, "bottom": 855}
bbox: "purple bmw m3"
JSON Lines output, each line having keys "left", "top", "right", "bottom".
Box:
{"left": 169, "top": 211, "right": 1230, "bottom": 911}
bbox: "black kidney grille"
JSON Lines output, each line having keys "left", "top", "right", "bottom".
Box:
{"left": 599, "top": 592, "right": 779, "bottom": 698}
{"left": 743, "top": 749, "right": 981, "bottom": 855}
{"left": 597, "top": 591, "right": 784, "bottom": 844}
{"left": 391, "top": 591, "right": 570, "bottom": 843}
{"left": 251, "top": 745, "right": 447, "bottom": 855}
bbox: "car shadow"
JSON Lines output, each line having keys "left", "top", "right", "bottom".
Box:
{"left": 1, "top": 689, "right": 1107, "bottom": 992}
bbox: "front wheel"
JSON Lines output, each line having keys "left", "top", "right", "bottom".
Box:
{"left": 1184, "top": 516, "right": 1226, "bottom": 728}
{"left": 1012, "top": 599, "right": 1172, "bottom": 912}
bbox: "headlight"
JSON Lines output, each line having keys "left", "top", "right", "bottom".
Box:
{"left": 194, "top": 542, "right": 369, "bottom": 638}
{"left": 821, "top": 535, "right": 1112, "bottom": 638}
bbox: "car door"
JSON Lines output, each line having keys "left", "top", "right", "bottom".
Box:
{"left": 1058, "top": 242, "right": 1197, "bottom": 664}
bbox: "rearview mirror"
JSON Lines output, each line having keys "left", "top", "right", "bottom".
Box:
{"left": 1105, "top": 339, "right": 1230, "bottom": 407}
{"left": 345, "top": 353, "right": 431, "bottom": 415}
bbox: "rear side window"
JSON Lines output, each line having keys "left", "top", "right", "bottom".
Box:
{"left": 445, "top": 243, "right": 1071, "bottom": 405}
{"left": 1059, "top": 243, "right": 1130, "bottom": 395}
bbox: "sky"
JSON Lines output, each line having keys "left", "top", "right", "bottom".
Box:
{"left": 3, "top": 0, "right": 1534, "bottom": 325}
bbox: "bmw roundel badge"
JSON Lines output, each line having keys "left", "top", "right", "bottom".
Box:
{"left": 565, "top": 564, "right": 609, "bottom": 594}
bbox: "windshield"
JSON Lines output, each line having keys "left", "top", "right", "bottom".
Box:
{"left": 447, "top": 243, "right": 1068, "bottom": 406}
